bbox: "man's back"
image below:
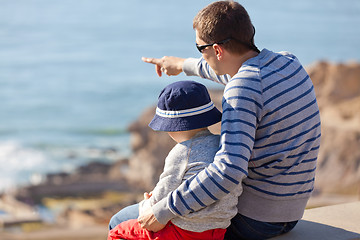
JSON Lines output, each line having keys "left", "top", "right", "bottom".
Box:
{"left": 228, "top": 49, "right": 321, "bottom": 222}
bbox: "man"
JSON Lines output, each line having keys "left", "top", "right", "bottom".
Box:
{"left": 132, "top": 1, "right": 321, "bottom": 239}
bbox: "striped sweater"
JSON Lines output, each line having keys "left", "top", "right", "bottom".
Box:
{"left": 152, "top": 48, "right": 321, "bottom": 224}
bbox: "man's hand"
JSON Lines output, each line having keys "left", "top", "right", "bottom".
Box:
{"left": 142, "top": 56, "right": 185, "bottom": 77}
{"left": 137, "top": 206, "right": 166, "bottom": 232}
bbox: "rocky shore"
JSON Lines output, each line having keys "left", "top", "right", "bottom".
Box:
{"left": 1, "top": 61, "right": 359, "bottom": 239}
{"left": 307, "top": 61, "right": 360, "bottom": 202}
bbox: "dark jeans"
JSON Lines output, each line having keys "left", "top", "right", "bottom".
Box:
{"left": 224, "top": 214, "right": 298, "bottom": 240}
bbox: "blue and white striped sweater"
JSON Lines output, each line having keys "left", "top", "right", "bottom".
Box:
{"left": 152, "top": 49, "right": 321, "bottom": 223}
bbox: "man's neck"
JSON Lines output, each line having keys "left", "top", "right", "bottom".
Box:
{"left": 226, "top": 50, "right": 259, "bottom": 77}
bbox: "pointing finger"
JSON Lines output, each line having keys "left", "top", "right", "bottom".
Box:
{"left": 142, "top": 57, "right": 161, "bottom": 65}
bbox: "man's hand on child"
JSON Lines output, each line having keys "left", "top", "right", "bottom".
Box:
{"left": 137, "top": 206, "right": 166, "bottom": 232}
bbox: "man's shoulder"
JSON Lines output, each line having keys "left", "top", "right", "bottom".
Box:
{"left": 259, "top": 49, "right": 301, "bottom": 68}
{"left": 277, "top": 50, "right": 298, "bottom": 60}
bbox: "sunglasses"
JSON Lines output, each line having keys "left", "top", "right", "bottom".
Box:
{"left": 196, "top": 38, "right": 231, "bottom": 53}
{"left": 195, "top": 26, "right": 260, "bottom": 54}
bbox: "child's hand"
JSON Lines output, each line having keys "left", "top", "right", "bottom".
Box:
{"left": 144, "top": 191, "right": 152, "bottom": 200}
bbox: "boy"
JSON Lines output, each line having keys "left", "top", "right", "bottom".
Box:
{"left": 108, "top": 81, "right": 242, "bottom": 240}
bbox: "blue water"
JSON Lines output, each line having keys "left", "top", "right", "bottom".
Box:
{"left": 0, "top": 0, "right": 359, "bottom": 192}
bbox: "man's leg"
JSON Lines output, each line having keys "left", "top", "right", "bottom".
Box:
{"left": 109, "top": 203, "right": 140, "bottom": 230}
{"left": 225, "top": 214, "right": 298, "bottom": 240}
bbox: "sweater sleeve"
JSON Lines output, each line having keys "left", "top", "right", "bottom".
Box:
{"left": 183, "top": 57, "right": 230, "bottom": 85}
{"left": 139, "top": 143, "right": 188, "bottom": 217}
{"left": 153, "top": 69, "right": 262, "bottom": 225}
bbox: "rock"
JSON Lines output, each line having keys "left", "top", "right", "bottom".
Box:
{"left": 307, "top": 61, "right": 360, "bottom": 108}
{"left": 315, "top": 126, "right": 360, "bottom": 194}
{"left": 0, "top": 194, "right": 42, "bottom": 228}
{"left": 125, "top": 106, "right": 177, "bottom": 190}
{"left": 14, "top": 159, "right": 133, "bottom": 204}
{"left": 307, "top": 61, "right": 360, "bottom": 196}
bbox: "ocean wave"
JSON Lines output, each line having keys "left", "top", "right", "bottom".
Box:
{"left": 0, "top": 141, "right": 48, "bottom": 192}
{"left": 0, "top": 139, "right": 130, "bottom": 193}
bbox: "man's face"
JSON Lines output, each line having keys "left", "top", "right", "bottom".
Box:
{"left": 195, "top": 30, "right": 223, "bottom": 75}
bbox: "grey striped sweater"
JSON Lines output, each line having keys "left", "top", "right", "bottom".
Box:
{"left": 152, "top": 48, "right": 321, "bottom": 224}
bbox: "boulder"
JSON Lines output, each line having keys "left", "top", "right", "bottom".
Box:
{"left": 307, "top": 61, "right": 360, "bottom": 195}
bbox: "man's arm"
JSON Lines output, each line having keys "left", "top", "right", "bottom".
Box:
{"left": 142, "top": 56, "right": 230, "bottom": 85}
{"left": 182, "top": 57, "right": 230, "bottom": 85}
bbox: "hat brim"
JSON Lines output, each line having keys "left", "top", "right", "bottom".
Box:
{"left": 149, "top": 107, "right": 222, "bottom": 132}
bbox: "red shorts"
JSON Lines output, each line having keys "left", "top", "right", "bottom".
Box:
{"left": 108, "top": 219, "right": 226, "bottom": 240}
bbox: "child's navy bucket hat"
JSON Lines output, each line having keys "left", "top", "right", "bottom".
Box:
{"left": 149, "top": 81, "right": 222, "bottom": 132}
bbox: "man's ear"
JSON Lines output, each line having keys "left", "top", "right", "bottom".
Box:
{"left": 213, "top": 44, "right": 224, "bottom": 60}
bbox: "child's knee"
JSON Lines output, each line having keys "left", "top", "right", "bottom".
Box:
{"left": 108, "top": 214, "right": 119, "bottom": 230}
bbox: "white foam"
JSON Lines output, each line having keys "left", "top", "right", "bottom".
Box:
{"left": 0, "top": 141, "right": 48, "bottom": 192}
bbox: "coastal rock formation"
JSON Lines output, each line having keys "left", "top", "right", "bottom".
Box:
{"left": 125, "top": 106, "right": 176, "bottom": 190}
{"left": 126, "top": 62, "right": 360, "bottom": 197}
{"left": 14, "top": 159, "right": 132, "bottom": 204}
{"left": 308, "top": 61, "right": 360, "bottom": 106}
{"left": 307, "top": 61, "right": 360, "bottom": 195}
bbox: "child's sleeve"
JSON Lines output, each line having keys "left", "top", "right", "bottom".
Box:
{"left": 139, "top": 144, "right": 188, "bottom": 215}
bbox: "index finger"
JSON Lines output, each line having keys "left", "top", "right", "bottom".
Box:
{"left": 142, "top": 57, "right": 161, "bottom": 65}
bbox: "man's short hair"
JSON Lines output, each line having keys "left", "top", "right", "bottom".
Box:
{"left": 193, "top": 1, "right": 259, "bottom": 54}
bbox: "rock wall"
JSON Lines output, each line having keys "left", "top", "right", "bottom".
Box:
{"left": 126, "top": 62, "right": 360, "bottom": 196}
{"left": 125, "top": 106, "right": 176, "bottom": 190}
{"left": 307, "top": 61, "right": 360, "bottom": 195}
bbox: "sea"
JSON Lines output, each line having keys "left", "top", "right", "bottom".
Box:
{"left": 1, "top": 0, "right": 359, "bottom": 192}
